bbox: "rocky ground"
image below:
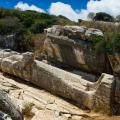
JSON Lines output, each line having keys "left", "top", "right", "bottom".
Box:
{"left": 0, "top": 72, "right": 120, "bottom": 120}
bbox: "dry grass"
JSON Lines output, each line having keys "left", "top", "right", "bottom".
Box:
{"left": 32, "top": 33, "right": 46, "bottom": 59}
{"left": 22, "top": 102, "right": 34, "bottom": 116}
{"left": 79, "top": 21, "right": 120, "bottom": 34}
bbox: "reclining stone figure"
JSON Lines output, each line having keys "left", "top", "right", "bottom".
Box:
{"left": 0, "top": 49, "right": 115, "bottom": 114}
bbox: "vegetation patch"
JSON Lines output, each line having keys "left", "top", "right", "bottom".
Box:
{"left": 0, "top": 8, "right": 75, "bottom": 52}
{"left": 92, "top": 33, "right": 120, "bottom": 54}
{"left": 22, "top": 102, "right": 34, "bottom": 116}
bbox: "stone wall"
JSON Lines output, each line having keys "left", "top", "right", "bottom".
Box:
{"left": 0, "top": 49, "right": 117, "bottom": 114}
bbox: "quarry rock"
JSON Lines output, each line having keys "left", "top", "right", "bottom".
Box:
{"left": 85, "top": 28, "right": 104, "bottom": 37}
{"left": 0, "top": 49, "right": 117, "bottom": 114}
{"left": 0, "top": 72, "right": 105, "bottom": 120}
{"left": 0, "top": 90, "right": 23, "bottom": 120}
{"left": 1, "top": 52, "right": 34, "bottom": 81}
{"left": 0, "top": 25, "right": 119, "bottom": 115}
{"left": 44, "top": 25, "right": 109, "bottom": 74}
{"left": 0, "top": 111, "right": 12, "bottom": 120}
{"left": 45, "top": 25, "right": 103, "bottom": 39}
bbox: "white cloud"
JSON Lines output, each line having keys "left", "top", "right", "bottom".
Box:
{"left": 83, "top": 0, "right": 120, "bottom": 19}
{"left": 48, "top": 2, "right": 79, "bottom": 22}
{"left": 14, "top": 1, "right": 120, "bottom": 21}
{"left": 49, "top": 0, "right": 120, "bottom": 21}
{"left": 15, "top": 1, "right": 45, "bottom": 13}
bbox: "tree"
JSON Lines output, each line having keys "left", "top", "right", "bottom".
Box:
{"left": 93, "top": 33, "right": 120, "bottom": 54}
{"left": 0, "top": 16, "right": 23, "bottom": 35}
{"left": 87, "top": 12, "right": 95, "bottom": 20}
{"left": 93, "top": 12, "right": 114, "bottom": 22}
{"left": 116, "top": 15, "right": 120, "bottom": 22}
{"left": 31, "top": 21, "right": 49, "bottom": 34}
{"left": 23, "top": 17, "right": 34, "bottom": 28}
{"left": 0, "top": 8, "right": 6, "bottom": 18}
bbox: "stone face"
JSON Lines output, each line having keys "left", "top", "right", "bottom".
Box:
{"left": 0, "top": 49, "right": 19, "bottom": 69}
{"left": 44, "top": 25, "right": 109, "bottom": 74}
{"left": 1, "top": 52, "right": 34, "bottom": 81}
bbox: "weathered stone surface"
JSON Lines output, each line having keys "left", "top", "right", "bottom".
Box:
{"left": 95, "top": 74, "right": 115, "bottom": 114}
{"left": 0, "top": 72, "right": 101, "bottom": 120}
{"left": 0, "top": 111, "right": 12, "bottom": 120}
{"left": 0, "top": 49, "right": 116, "bottom": 113}
{"left": 32, "top": 60, "right": 95, "bottom": 109}
{"left": 44, "top": 25, "right": 110, "bottom": 74}
{"left": 1, "top": 52, "right": 34, "bottom": 81}
{"left": 0, "top": 49, "right": 19, "bottom": 69}
{"left": 0, "top": 25, "right": 119, "bottom": 117}
{"left": 0, "top": 72, "right": 118, "bottom": 120}
{"left": 0, "top": 90, "right": 23, "bottom": 120}
{"left": 85, "top": 28, "right": 104, "bottom": 37}
{"left": 45, "top": 25, "right": 103, "bottom": 40}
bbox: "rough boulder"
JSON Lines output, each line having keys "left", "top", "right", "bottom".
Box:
{"left": 43, "top": 25, "right": 111, "bottom": 74}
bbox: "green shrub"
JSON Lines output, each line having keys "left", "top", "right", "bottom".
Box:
{"left": 94, "top": 12, "right": 114, "bottom": 22}
{"left": 22, "top": 102, "right": 34, "bottom": 116}
{"left": 106, "top": 33, "right": 120, "bottom": 54}
{"left": 0, "top": 16, "right": 23, "bottom": 35}
{"left": 31, "top": 21, "right": 48, "bottom": 33}
{"left": 92, "top": 33, "right": 120, "bottom": 54}
{"left": 92, "top": 36, "right": 106, "bottom": 53}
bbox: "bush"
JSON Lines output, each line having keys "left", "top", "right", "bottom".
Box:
{"left": 15, "top": 31, "right": 34, "bottom": 52}
{"left": 94, "top": 12, "right": 114, "bottom": 22}
{"left": 0, "top": 8, "right": 73, "bottom": 52}
{"left": 92, "top": 36, "right": 106, "bottom": 53}
{"left": 79, "top": 21, "right": 120, "bottom": 33}
{"left": 23, "top": 17, "right": 34, "bottom": 28}
{"left": 106, "top": 33, "right": 120, "bottom": 53}
{"left": 31, "top": 21, "right": 49, "bottom": 33}
{"left": 92, "top": 33, "right": 120, "bottom": 54}
{"left": 0, "top": 16, "right": 23, "bottom": 35}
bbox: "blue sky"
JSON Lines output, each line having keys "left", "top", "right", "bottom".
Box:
{"left": 0, "top": 0, "right": 88, "bottom": 10}
{"left": 0, "top": 0, "right": 120, "bottom": 21}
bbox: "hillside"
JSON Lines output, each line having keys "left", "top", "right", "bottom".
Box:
{"left": 0, "top": 8, "right": 76, "bottom": 51}
{"left": 0, "top": 8, "right": 120, "bottom": 55}
{"left": 0, "top": 7, "right": 120, "bottom": 120}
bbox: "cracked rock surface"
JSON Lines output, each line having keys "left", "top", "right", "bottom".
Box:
{"left": 0, "top": 72, "right": 120, "bottom": 120}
